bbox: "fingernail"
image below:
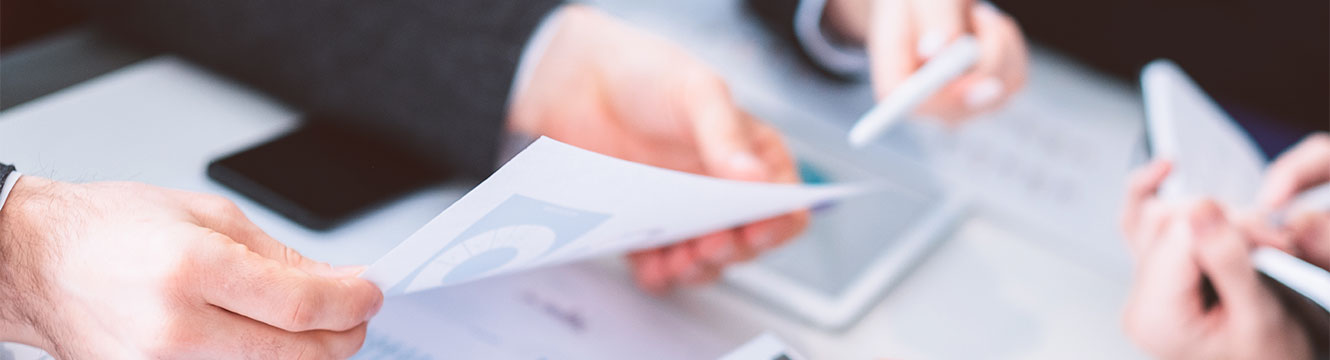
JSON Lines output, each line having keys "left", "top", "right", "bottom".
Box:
{"left": 917, "top": 30, "right": 948, "bottom": 60}
{"left": 965, "top": 77, "right": 1004, "bottom": 110}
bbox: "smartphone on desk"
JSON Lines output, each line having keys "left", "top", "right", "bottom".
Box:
{"left": 208, "top": 119, "right": 451, "bottom": 231}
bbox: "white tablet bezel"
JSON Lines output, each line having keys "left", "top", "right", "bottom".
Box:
{"left": 721, "top": 115, "right": 969, "bottom": 330}
{"left": 723, "top": 195, "right": 967, "bottom": 329}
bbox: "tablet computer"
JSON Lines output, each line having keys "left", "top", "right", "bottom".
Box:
{"left": 723, "top": 117, "right": 968, "bottom": 330}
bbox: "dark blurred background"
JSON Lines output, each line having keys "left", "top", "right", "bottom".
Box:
{"left": 1, "top": 1, "right": 83, "bottom": 50}
{"left": 4, "top": 0, "right": 1326, "bottom": 144}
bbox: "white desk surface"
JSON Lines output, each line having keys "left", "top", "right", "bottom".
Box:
{"left": 0, "top": 0, "right": 1149, "bottom": 358}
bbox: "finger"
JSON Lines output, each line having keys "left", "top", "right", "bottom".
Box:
{"left": 867, "top": 0, "right": 919, "bottom": 99}
{"left": 194, "top": 233, "right": 383, "bottom": 332}
{"left": 628, "top": 249, "right": 670, "bottom": 294}
{"left": 957, "top": 3, "right": 1026, "bottom": 115}
{"left": 181, "top": 307, "right": 367, "bottom": 359}
{"left": 907, "top": 0, "right": 974, "bottom": 60}
{"left": 683, "top": 74, "right": 767, "bottom": 182}
{"left": 749, "top": 121, "right": 802, "bottom": 185}
{"left": 1285, "top": 211, "right": 1330, "bottom": 270}
{"left": 1136, "top": 203, "right": 1207, "bottom": 310}
{"left": 1258, "top": 133, "right": 1330, "bottom": 210}
{"left": 691, "top": 231, "right": 739, "bottom": 266}
{"left": 1122, "top": 160, "right": 1175, "bottom": 240}
{"left": 182, "top": 193, "right": 340, "bottom": 275}
{"left": 1132, "top": 200, "right": 1175, "bottom": 259}
{"left": 1233, "top": 211, "right": 1297, "bottom": 253}
{"left": 912, "top": 2, "right": 1015, "bottom": 121}
{"left": 1122, "top": 204, "right": 1206, "bottom": 346}
{"left": 737, "top": 211, "right": 810, "bottom": 253}
{"left": 745, "top": 122, "right": 813, "bottom": 251}
{"left": 671, "top": 247, "right": 724, "bottom": 286}
{"left": 728, "top": 228, "right": 762, "bottom": 263}
{"left": 1188, "top": 201, "right": 1278, "bottom": 321}
{"left": 681, "top": 265, "right": 723, "bottom": 286}
{"left": 663, "top": 244, "right": 703, "bottom": 287}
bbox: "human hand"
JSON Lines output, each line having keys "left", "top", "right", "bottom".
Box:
{"left": 1120, "top": 161, "right": 1316, "bottom": 359}
{"left": 0, "top": 177, "right": 382, "bottom": 359}
{"left": 825, "top": 0, "right": 1027, "bottom": 123}
{"left": 507, "top": 5, "right": 810, "bottom": 293}
{"left": 1281, "top": 211, "right": 1330, "bottom": 271}
{"left": 1120, "top": 200, "right": 1313, "bottom": 360}
{"left": 1257, "top": 133, "right": 1330, "bottom": 211}
{"left": 1247, "top": 132, "right": 1330, "bottom": 269}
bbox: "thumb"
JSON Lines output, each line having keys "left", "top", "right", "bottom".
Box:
{"left": 1286, "top": 211, "right": 1330, "bottom": 270}
{"left": 684, "top": 74, "right": 767, "bottom": 182}
{"left": 1189, "top": 201, "right": 1276, "bottom": 320}
{"left": 1257, "top": 133, "right": 1330, "bottom": 210}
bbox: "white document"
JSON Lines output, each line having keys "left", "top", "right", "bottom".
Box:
{"left": 1142, "top": 59, "right": 1330, "bottom": 311}
{"left": 363, "top": 137, "right": 868, "bottom": 296}
{"left": 354, "top": 262, "right": 736, "bottom": 359}
{"left": 1143, "top": 59, "right": 1266, "bottom": 207}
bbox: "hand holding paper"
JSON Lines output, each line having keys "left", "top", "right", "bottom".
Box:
{"left": 363, "top": 137, "right": 868, "bottom": 296}
{"left": 506, "top": 6, "right": 810, "bottom": 291}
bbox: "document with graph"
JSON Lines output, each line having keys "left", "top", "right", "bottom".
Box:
{"left": 362, "top": 137, "right": 868, "bottom": 296}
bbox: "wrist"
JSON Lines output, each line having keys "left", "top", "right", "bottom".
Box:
{"left": 0, "top": 176, "right": 57, "bottom": 349}
{"left": 506, "top": 4, "right": 572, "bottom": 136}
{"left": 506, "top": 4, "right": 604, "bottom": 137}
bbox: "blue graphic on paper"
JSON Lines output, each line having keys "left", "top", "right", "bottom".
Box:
{"left": 389, "top": 195, "right": 610, "bottom": 294}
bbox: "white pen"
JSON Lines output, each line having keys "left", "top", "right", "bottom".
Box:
{"left": 847, "top": 35, "right": 981, "bottom": 148}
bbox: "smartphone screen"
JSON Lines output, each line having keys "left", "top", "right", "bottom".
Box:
{"left": 208, "top": 120, "right": 451, "bottom": 230}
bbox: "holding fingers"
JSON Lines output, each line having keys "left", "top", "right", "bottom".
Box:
{"left": 1121, "top": 200, "right": 1314, "bottom": 360}
{"left": 508, "top": 6, "right": 811, "bottom": 293}
{"left": 1120, "top": 132, "right": 1330, "bottom": 358}
{"left": 1258, "top": 133, "right": 1330, "bottom": 211}
{"left": 0, "top": 177, "right": 380, "bottom": 359}
{"left": 828, "top": 0, "right": 1029, "bottom": 124}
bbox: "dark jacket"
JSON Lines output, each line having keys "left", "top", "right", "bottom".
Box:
{"left": 78, "top": 0, "right": 563, "bottom": 178}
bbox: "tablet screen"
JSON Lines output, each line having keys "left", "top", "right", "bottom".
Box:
{"left": 753, "top": 155, "right": 941, "bottom": 297}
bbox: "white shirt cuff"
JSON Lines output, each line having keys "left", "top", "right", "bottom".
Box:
{"left": 794, "top": 0, "right": 870, "bottom": 77}
{"left": 499, "top": 5, "right": 565, "bottom": 168}
{"left": 0, "top": 172, "right": 22, "bottom": 213}
{"left": 507, "top": 6, "right": 565, "bottom": 107}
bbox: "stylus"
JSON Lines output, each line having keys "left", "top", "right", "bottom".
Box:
{"left": 847, "top": 35, "right": 981, "bottom": 148}
{"left": 1253, "top": 247, "right": 1330, "bottom": 310}
{"left": 1252, "top": 190, "right": 1330, "bottom": 311}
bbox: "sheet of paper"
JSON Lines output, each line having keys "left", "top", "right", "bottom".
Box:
{"left": 353, "top": 262, "right": 735, "bottom": 359}
{"left": 1143, "top": 60, "right": 1266, "bottom": 207}
{"left": 363, "top": 137, "right": 868, "bottom": 296}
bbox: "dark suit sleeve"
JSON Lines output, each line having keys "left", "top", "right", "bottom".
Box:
{"left": 75, "top": 0, "right": 563, "bottom": 178}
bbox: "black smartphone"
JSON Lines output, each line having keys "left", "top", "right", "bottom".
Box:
{"left": 208, "top": 120, "right": 450, "bottom": 230}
